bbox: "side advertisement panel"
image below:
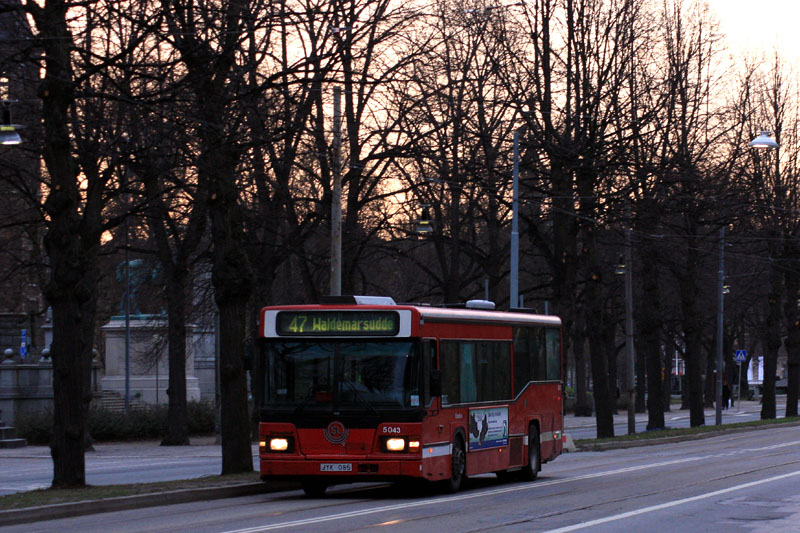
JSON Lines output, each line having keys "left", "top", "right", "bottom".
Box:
{"left": 468, "top": 406, "right": 508, "bottom": 451}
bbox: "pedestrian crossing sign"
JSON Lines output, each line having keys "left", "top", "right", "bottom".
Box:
{"left": 734, "top": 350, "right": 747, "bottom": 363}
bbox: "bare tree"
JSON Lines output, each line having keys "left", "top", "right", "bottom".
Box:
{"left": 394, "top": 0, "right": 520, "bottom": 304}
{"left": 159, "top": 0, "right": 261, "bottom": 473}
{"left": 19, "top": 0, "right": 141, "bottom": 486}
{"left": 741, "top": 52, "right": 800, "bottom": 420}
{"left": 501, "top": 0, "right": 644, "bottom": 437}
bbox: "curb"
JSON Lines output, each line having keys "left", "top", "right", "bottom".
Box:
{"left": 0, "top": 481, "right": 299, "bottom": 527}
{"left": 562, "top": 433, "right": 577, "bottom": 452}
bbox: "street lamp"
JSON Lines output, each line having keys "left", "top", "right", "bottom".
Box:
{"left": 749, "top": 131, "right": 778, "bottom": 149}
{"left": 0, "top": 101, "right": 23, "bottom": 145}
{"left": 732, "top": 130, "right": 779, "bottom": 425}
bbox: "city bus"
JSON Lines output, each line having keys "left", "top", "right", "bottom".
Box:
{"left": 255, "top": 295, "right": 564, "bottom": 497}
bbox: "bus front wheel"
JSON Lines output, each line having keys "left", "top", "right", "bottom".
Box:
{"left": 519, "top": 425, "right": 540, "bottom": 482}
{"left": 444, "top": 436, "right": 466, "bottom": 493}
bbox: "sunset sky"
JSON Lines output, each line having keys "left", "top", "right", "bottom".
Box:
{"left": 707, "top": 0, "right": 800, "bottom": 60}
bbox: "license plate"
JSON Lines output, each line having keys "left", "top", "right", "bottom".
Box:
{"left": 320, "top": 463, "right": 352, "bottom": 472}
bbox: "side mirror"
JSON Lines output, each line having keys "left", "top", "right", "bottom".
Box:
{"left": 430, "top": 369, "right": 442, "bottom": 397}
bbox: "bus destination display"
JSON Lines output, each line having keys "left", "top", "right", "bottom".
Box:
{"left": 276, "top": 311, "right": 400, "bottom": 336}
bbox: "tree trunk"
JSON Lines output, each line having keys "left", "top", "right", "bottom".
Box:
{"left": 207, "top": 149, "right": 255, "bottom": 474}
{"left": 783, "top": 243, "right": 800, "bottom": 418}
{"left": 585, "top": 268, "right": 614, "bottom": 439}
{"left": 572, "top": 313, "right": 591, "bottom": 416}
{"left": 35, "top": 0, "right": 95, "bottom": 488}
{"left": 762, "top": 254, "right": 783, "bottom": 420}
{"left": 635, "top": 340, "right": 647, "bottom": 414}
{"left": 215, "top": 290, "right": 253, "bottom": 473}
{"left": 662, "top": 345, "right": 673, "bottom": 413}
{"left": 640, "top": 236, "right": 665, "bottom": 429}
{"left": 162, "top": 274, "right": 189, "bottom": 446}
{"left": 679, "top": 237, "right": 705, "bottom": 427}
{"left": 588, "top": 322, "right": 614, "bottom": 438}
{"left": 48, "top": 300, "right": 89, "bottom": 487}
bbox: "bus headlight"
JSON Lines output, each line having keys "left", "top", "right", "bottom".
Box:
{"left": 269, "top": 437, "right": 290, "bottom": 452}
{"left": 385, "top": 437, "right": 406, "bottom": 452}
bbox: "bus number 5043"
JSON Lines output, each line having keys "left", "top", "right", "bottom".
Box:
{"left": 257, "top": 297, "right": 564, "bottom": 498}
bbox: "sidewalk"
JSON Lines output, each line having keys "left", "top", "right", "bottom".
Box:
{"left": 0, "top": 434, "right": 225, "bottom": 460}
{"left": 564, "top": 397, "right": 771, "bottom": 433}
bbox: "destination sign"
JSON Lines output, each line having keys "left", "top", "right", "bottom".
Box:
{"left": 276, "top": 311, "right": 400, "bottom": 336}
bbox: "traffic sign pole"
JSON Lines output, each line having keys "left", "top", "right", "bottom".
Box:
{"left": 737, "top": 361, "right": 742, "bottom": 412}
{"left": 734, "top": 350, "right": 747, "bottom": 412}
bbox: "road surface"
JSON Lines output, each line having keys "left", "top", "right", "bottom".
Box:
{"left": 5, "top": 425, "right": 800, "bottom": 532}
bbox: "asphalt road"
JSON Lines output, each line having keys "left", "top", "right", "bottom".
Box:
{"left": 4, "top": 425, "right": 800, "bottom": 532}
{"left": 0, "top": 399, "right": 782, "bottom": 497}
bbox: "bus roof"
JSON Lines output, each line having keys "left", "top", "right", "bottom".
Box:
{"left": 414, "top": 305, "right": 561, "bottom": 327}
{"left": 260, "top": 301, "right": 561, "bottom": 332}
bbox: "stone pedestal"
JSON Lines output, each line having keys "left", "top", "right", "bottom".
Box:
{"left": 0, "top": 409, "right": 26, "bottom": 448}
{"left": 101, "top": 317, "right": 201, "bottom": 405}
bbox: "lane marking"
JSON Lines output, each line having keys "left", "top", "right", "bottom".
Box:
{"left": 542, "top": 470, "right": 800, "bottom": 532}
{"left": 221, "top": 438, "right": 800, "bottom": 532}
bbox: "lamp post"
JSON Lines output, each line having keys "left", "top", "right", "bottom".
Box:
{"left": 330, "top": 86, "right": 342, "bottom": 297}
{"left": 616, "top": 226, "right": 635, "bottom": 435}
{"left": 748, "top": 129, "right": 779, "bottom": 420}
{"left": 510, "top": 129, "right": 520, "bottom": 309}
{"left": 122, "top": 163, "right": 131, "bottom": 412}
{"left": 624, "top": 228, "right": 635, "bottom": 434}
{"left": 715, "top": 226, "right": 725, "bottom": 426}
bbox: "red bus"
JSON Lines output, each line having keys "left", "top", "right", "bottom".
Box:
{"left": 255, "top": 296, "right": 564, "bottom": 496}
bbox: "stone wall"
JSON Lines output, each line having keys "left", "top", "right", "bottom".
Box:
{"left": 0, "top": 359, "right": 100, "bottom": 425}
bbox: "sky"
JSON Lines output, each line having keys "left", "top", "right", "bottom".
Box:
{"left": 707, "top": 0, "right": 800, "bottom": 61}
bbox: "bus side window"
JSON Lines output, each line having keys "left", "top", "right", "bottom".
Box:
{"left": 545, "top": 329, "right": 561, "bottom": 381}
{"left": 477, "top": 341, "right": 511, "bottom": 401}
{"left": 422, "top": 339, "right": 438, "bottom": 406}
{"left": 440, "top": 341, "right": 458, "bottom": 404}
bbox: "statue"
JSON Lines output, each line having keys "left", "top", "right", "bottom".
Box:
{"left": 116, "top": 259, "right": 158, "bottom": 316}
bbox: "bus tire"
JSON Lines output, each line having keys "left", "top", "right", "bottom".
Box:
{"left": 444, "top": 435, "right": 466, "bottom": 493}
{"left": 301, "top": 479, "right": 328, "bottom": 497}
{"left": 519, "top": 424, "right": 540, "bottom": 482}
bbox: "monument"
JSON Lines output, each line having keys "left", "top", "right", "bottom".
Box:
{"left": 100, "top": 316, "right": 201, "bottom": 405}
{"left": 100, "top": 260, "right": 201, "bottom": 405}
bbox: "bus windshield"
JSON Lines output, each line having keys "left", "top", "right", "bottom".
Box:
{"left": 265, "top": 340, "right": 422, "bottom": 410}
